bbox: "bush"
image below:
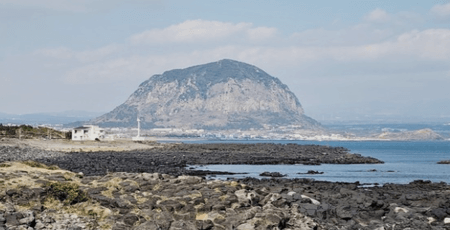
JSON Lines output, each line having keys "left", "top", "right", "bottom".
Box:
{"left": 0, "top": 163, "right": 11, "bottom": 168}
{"left": 46, "top": 182, "right": 88, "bottom": 205}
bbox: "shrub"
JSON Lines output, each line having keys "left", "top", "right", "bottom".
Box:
{"left": 46, "top": 182, "right": 88, "bottom": 205}
{"left": 0, "top": 163, "right": 11, "bottom": 168}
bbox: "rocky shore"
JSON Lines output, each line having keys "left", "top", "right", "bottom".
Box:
{"left": 1, "top": 142, "right": 450, "bottom": 229}
{"left": 0, "top": 143, "right": 382, "bottom": 177}
{"left": 1, "top": 162, "right": 450, "bottom": 229}
{"left": 238, "top": 178, "right": 450, "bottom": 230}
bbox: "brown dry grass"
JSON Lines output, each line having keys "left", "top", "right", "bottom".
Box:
{"left": 0, "top": 138, "right": 162, "bottom": 152}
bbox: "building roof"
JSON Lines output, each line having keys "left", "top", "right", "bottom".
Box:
{"left": 73, "top": 126, "right": 91, "bottom": 130}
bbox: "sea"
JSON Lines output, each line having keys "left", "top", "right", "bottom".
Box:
{"left": 183, "top": 124, "right": 450, "bottom": 185}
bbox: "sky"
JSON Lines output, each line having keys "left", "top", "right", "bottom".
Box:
{"left": 1, "top": 0, "right": 450, "bottom": 122}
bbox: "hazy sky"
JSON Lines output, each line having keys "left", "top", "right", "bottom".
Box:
{"left": 1, "top": 0, "right": 450, "bottom": 121}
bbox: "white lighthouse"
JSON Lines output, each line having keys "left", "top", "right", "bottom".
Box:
{"left": 132, "top": 116, "right": 145, "bottom": 141}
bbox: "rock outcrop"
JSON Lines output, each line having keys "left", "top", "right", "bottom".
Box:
{"left": 92, "top": 59, "right": 321, "bottom": 130}
{"left": 0, "top": 162, "right": 319, "bottom": 230}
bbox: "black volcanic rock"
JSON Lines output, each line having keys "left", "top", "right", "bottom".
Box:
{"left": 92, "top": 59, "right": 321, "bottom": 130}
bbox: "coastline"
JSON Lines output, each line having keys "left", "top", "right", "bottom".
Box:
{"left": 1, "top": 139, "right": 449, "bottom": 229}
{"left": 0, "top": 140, "right": 383, "bottom": 177}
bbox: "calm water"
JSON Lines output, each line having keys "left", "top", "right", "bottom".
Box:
{"left": 186, "top": 140, "right": 450, "bottom": 184}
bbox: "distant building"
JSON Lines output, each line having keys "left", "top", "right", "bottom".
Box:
{"left": 72, "top": 125, "right": 105, "bottom": 141}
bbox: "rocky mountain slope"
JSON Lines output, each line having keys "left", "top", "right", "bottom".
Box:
{"left": 92, "top": 59, "right": 321, "bottom": 130}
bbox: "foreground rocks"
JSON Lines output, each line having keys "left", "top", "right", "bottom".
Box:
{"left": 0, "top": 162, "right": 318, "bottom": 229}
{"left": 1, "top": 162, "right": 450, "bottom": 229}
{"left": 238, "top": 178, "right": 450, "bottom": 230}
{"left": 2, "top": 142, "right": 449, "bottom": 229}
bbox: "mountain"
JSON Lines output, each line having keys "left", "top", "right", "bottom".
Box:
{"left": 91, "top": 59, "right": 321, "bottom": 130}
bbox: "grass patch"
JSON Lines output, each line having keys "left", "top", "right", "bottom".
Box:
{"left": 63, "top": 173, "right": 74, "bottom": 181}
{"left": 0, "top": 163, "right": 11, "bottom": 168}
{"left": 101, "top": 177, "right": 123, "bottom": 198}
{"left": 46, "top": 182, "right": 88, "bottom": 205}
{"left": 22, "top": 161, "right": 59, "bottom": 170}
{"left": 22, "top": 161, "right": 47, "bottom": 168}
{"left": 100, "top": 224, "right": 112, "bottom": 230}
{"left": 47, "top": 165, "right": 60, "bottom": 170}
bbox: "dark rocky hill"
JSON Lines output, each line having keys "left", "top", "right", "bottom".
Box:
{"left": 92, "top": 59, "right": 321, "bottom": 130}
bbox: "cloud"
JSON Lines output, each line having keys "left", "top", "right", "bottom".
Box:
{"left": 246, "top": 27, "right": 278, "bottom": 41}
{"left": 64, "top": 57, "right": 144, "bottom": 84}
{"left": 282, "top": 29, "right": 450, "bottom": 64}
{"left": 364, "top": 8, "right": 391, "bottom": 23}
{"left": 35, "top": 17, "right": 448, "bottom": 70}
{"left": 395, "top": 29, "right": 450, "bottom": 60}
{"left": 290, "top": 11, "right": 423, "bottom": 47}
{"left": 290, "top": 26, "right": 393, "bottom": 46}
{"left": 34, "top": 18, "right": 450, "bottom": 86}
{"left": 59, "top": 27, "right": 450, "bottom": 86}
{"left": 431, "top": 3, "right": 450, "bottom": 19}
{"left": 129, "top": 19, "right": 277, "bottom": 44}
{"left": 75, "top": 45, "right": 122, "bottom": 63}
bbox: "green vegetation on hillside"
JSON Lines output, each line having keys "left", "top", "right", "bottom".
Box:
{"left": 0, "top": 124, "right": 69, "bottom": 139}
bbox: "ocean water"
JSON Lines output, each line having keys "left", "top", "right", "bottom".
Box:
{"left": 187, "top": 140, "right": 450, "bottom": 184}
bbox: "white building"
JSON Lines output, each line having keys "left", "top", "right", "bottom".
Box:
{"left": 72, "top": 125, "right": 105, "bottom": 141}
